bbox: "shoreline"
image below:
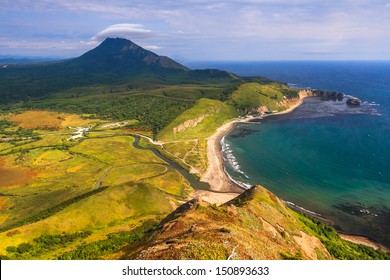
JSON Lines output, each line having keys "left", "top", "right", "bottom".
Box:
{"left": 338, "top": 234, "right": 389, "bottom": 252}
{"left": 200, "top": 95, "right": 305, "bottom": 196}
{"left": 198, "top": 94, "right": 389, "bottom": 252}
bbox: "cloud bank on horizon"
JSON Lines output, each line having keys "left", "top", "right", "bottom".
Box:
{"left": 1, "top": 0, "right": 390, "bottom": 60}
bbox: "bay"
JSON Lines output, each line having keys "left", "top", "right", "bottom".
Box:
{"left": 192, "top": 61, "right": 390, "bottom": 248}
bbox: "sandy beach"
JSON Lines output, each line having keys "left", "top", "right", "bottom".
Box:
{"left": 200, "top": 118, "right": 247, "bottom": 194}
{"left": 199, "top": 95, "right": 305, "bottom": 203}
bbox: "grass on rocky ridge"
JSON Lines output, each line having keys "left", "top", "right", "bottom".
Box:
{"left": 228, "top": 82, "right": 299, "bottom": 113}
{"left": 294, "top": 212, "right": 390, "bottom": 260}
{"left": 119, "top": 186, "right": 331, "bottom": 260}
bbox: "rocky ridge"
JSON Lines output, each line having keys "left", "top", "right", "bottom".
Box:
{"left": 119, "top": 186, "right": 331, "bottom": 260}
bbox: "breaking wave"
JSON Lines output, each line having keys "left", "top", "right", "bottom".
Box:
{"left": 221, "top": 136, "right": 251, "bottom": 189}
{"left": 282, "top": 200, "right": 323, "bottom": 217}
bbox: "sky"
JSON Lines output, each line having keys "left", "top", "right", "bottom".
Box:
{"left": 1, "top": 0, "right": 390, "bottom": 61}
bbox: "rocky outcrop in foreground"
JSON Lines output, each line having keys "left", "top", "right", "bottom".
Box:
{"left": 120, "top": 186, "right": 331, "bottom": 260}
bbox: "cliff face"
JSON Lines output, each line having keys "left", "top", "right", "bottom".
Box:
{"left": 119, "top": 186, "right": 331, "bottom": 260}
{"left": 173, "top": 113, "right": 210, "bottom": 134}
{"left": 298, "top": 89, "right": 314, "bottom": 99}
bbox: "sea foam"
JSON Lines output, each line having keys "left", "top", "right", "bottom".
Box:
{"left": 282, "top": 200, "right": 322, "bottom": 217}
{"left": 221, "top": 136, "right": 249, "bottom": 178}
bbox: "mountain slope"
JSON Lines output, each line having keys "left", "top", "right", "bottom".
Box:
{"left": 64, "top": 38, "right": 189, "bottom": 73}
{"left": 0, "top": 38, "right": 237, "bottom": 103}
{"left": 118, "top": 186, "right": 332, "bottom": 260}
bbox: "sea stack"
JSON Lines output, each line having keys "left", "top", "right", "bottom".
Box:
{"left": 346, "top": 97, "right": 361, "bottom": 106}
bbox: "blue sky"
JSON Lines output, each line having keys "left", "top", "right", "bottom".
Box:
{"left": 1, "top": 0, "right": 390, "bottom": 60}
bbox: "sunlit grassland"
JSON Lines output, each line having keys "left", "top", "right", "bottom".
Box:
{"left": 162, "top": 141, "right": 197, "bottom": 159}
{"left": 184, "top": 139, "right": 208, "bottom": 175}
{"left": 162, "top": 139, "right": 208, "bottom": 176}
{"left": 0, "top": 110, "right": 107, "bottom": 156}
{"left": 0, "top": 122, "right": 193, "bottom": 258}
{"left": 8, "top": 149, "right": 106, "bottom": 195}
{"left": 228, "top": 82, "right": 299, "bottom": 112}
{"left": 70, "top": 136, "right": 164, "bottom": 166}
{"left": 32, "top": 149, "right": 71, "bottom": 166}
{"left": 33, "top": 218, "right": 154, "bottom": 260}
{"left": 94, "top": 119, "right": 139, "bottom": 130}
{"left": 4, "top": 110, "right": 103, "bottom": 130}
{"left": 0, "top": 183, "right": 173, "bottom": 256}
{"left": 0, "top": 156, "right": 35, "bottom": 188}
{"left": 103, "top": 164, "right": 168, "bottom": 186}
{"left": 0, "top": 135, "right": 71, "bottom": 156}
{"left": 0, "top": 151, "right": 107, "bottom": 228}
{"left": 144, "top": 169, "right": 193, "bottom": 197}
{"left": 0, "top": 143, "right": 14, "bottom": 151}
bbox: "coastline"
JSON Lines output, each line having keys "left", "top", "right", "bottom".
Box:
{"left": 339, "top": 234, "right": 389, "bottom": 253}
{"left": 200, "top": 95, "right": 305, "bottom": 196}
{"left": 199, "top": 117, "right": 246, "bottom": 194}
{"left": 198, "top": 94, "right": 388, "bottom": 252}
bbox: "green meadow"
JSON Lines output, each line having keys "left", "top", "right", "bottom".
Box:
{"left": 0, "top": 112, "right": 191, "bottom": 258}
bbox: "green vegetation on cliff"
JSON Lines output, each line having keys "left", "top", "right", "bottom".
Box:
{"left": 228, "top": 82, "right": 299, "bottom": 113}
{"left": 296, "top": 213, "right": 390, "bottom": 260}
{"left": 157, "top": 98, "right": 237, "bottom": 141}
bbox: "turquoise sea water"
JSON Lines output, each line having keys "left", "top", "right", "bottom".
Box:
{"left": 192, "top": 61, "right": 390, "bottom": 247}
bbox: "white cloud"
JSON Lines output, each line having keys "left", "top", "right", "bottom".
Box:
{"left": 2, "top": 0, "right": 390, "bottom": 59}
{"left": 0, "top": 37, "right": 91, "bottom": 57}
{"left": 90, "top": 24, "right": 152, "bottom": 43}
{"left": 2, "top": 1, "right": 179, "bottom": 20}
{"left": 142, "top": 45, "right": 162, "bottom": 51}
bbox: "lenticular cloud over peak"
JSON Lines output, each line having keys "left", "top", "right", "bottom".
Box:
{"left": 91, "top": 24, "right": 152, "bottom": 43}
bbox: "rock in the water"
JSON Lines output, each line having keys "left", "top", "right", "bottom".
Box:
{"left": 347, "top": 97, "right": 361, "bottom": 106}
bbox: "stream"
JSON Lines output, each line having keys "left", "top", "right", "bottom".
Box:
{"left": 132, "top": 136, "right": 210, "bottom": 191}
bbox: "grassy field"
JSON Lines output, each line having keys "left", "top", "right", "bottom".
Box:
{"left": 4, "top": 110, "right": 103, "bottom": 130}
{"left": 70, "top": 136, "right": 163, "bottom": 166}
{"left": 0, "top": 157, "right": 35, "bottom": 187}
{"left": 161, "top": 139, "right": 208, "bottom": 176}
{"left": 0, "top": 111, "right": 194, "bottom": 258}
{"left": 0, "top": 183, "right": 173, "bottom": 258}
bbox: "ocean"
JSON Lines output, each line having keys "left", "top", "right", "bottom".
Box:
{"left": 189, "top": 61, "right": 390, "bottom": 248}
